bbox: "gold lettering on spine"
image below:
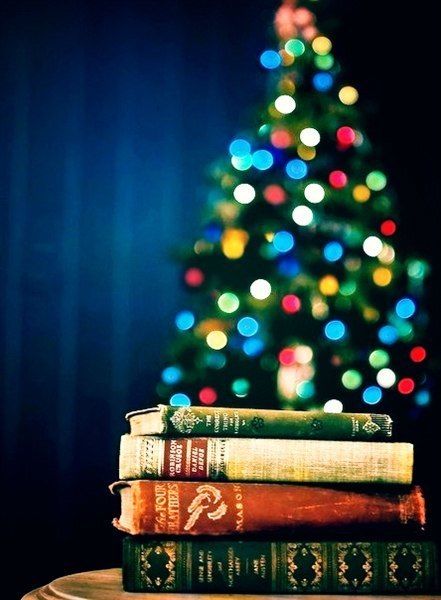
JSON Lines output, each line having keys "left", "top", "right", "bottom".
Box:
{"left": 227, "top": 546, "right": 235, "bottom": 587}
{"left": 233, "top": 484, "right": 244, "bottom": 532}
{"left": 209, "top": 439, "right": 228, "bottom": 480}
{"left": 168, "top": 439, "right": 183, "bottom": 477}
{"left": 154, "top": 482, "right": 180, "bottom": 534}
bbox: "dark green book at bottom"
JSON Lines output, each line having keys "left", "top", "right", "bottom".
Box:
{"left": 123, "top": 537, "right": 438, "bottom": 594}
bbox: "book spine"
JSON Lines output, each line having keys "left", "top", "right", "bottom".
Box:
{"left": 123, "top": 538, "right": 438, "bottom": 594}
{"left": 135, "top": 406, "right": 393, "bottom": 440}
{"left": 119, "top": 435, "right": 413, "bottom": 484}
{"left": 111, "top": 480, "right": 425, "bottom": 536}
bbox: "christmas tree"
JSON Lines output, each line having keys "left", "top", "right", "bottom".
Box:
{"left": 156, "top": 0, "right": 430, "bottom": 415}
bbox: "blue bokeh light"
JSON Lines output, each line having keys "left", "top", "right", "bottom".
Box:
{"left": 252, "top": 149, "right": 274, "bottom": 170}
{"left": 395, "top": 297, "right": 416, "bottom": 319}
{"left": 273, "top": 231, "right": 295, "bottom": 253}
{"left": 237, "top": 316, "right": 259, "bottom": 337}
{"left": 362, "top": 386, "right": 383, "bottom": 405}
{"left": 229, "top": 138, "right": 251, "bottom": 157}
{"left": 170, "top": 393, "right": 191, "bottom": 407}
{"left": 161, "top": 366, "right": 182, "bottom": 385}
{"left": 175, "top": 310, "right": 195, "bottom": 330}
{"left": 286, "top": 159, "right": 308, "bottom": 179}
{"left": 378, "top": 325, "right": 398, "bottom": 345}
{"left": 324, "top": 320, "right": 346, "bottom": 341}
{"left": 323, "top": 241, "right": 344, "bottom": 262}
{"left": 313, "top": 72, "right": 333, "bottom": 92}
{"left": 204, "top": 222, "right": 223, "bottom": 243}
{"left": 260, "top": 49, "right": 282, "bottom": 69}
{"left": 243, "top": 337, "right": 265, "bottom": 357}
{"left": 415, "top": 390, "right": 430, "bottom": 406}
{"left": 278, "top": 257, "right": 300, "bottom": 277}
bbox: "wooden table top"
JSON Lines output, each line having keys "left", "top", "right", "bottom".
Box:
{"left": 21, "top": 568, "right": 441, "bottom": 600}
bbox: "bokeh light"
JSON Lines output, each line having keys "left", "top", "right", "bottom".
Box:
{"left": 275, "top": 95, "right": 296, "bottom": 114}
{"left": 237, "top": 316, "right": 259, "bottom": 337}
{"left": 175, "top": 310, "right": 195, "bottom": 330}
{"left": 292, "top": 205, "right": 313, "bottom": 226}
{"left": 250, "top": 279, "right": 272, "bottom": 300}
{"left": 304, "top": 183, "right": 325, "bottom": 203}
{"left": 233, "top": 183, "right": 255, "bottom": 204}
{"left": 206, "top": 330, "right": 228, "bottom": 350}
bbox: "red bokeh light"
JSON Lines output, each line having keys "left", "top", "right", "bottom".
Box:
{"left": 380, "top": 219, "right": 397, "bottom": 236}
{"left": 278, "top": 348, "right": 296, "bottom": 366}
{"left": 184, "top": 267, "right": 205, "bottom": 287}
{"left": 336, "top": 126, "right": 356, "bottom": 146}
{"left": 329, "top": 170, "right": 348, "bottom": 189}
{"left": 398, "top": 378, "right": 415, "bottom": 395}
{"left": 271, "top": 129, "right": 293, "bottom": 149}
{"left": 281, "top": 294, "right": 302, "bottom": 314}
{"left": 199, "top": 387, "right": 218, "bottom": 405}
{"left": 263, "top": 184, "right": 287, "bottom": 205}
{"left": 410, "top": 346, "right": 427, "bottom": 363}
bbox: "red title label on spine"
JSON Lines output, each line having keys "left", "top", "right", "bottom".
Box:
{"left": 164, "top": 439, "right": 209, "bottom": 479}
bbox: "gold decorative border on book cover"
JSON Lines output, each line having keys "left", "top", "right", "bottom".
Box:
{"left": 139, "top": 541, "right": 177, "bottom": 591}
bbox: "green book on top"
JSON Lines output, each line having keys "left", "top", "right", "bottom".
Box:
{"left": 126, "top": 404, "right": 392, "bottom": 440}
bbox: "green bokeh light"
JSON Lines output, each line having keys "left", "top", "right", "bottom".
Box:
{"left": 366, "top": 170, "right": 387, "bottom": 191}
{"left": 369, "top": 349, "right": 390, "bottom": 368}
{"left": 341, "top": 369, "right": 362, "bottom": 390}
{"left": 217, "top": 292, "right": 240, "bottom": 313}
{"left": 285, "top": 39, "right": 305, "bottom": 57}
{"left": 231, "top": 378, "right": 250, "bottom": 396}
{"left": 314, "top": 54, "right": 334, "bottom": 70}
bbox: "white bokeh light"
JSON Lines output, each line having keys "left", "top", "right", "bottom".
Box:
{"left": 233, "top": 183, "right": 256, "bottom": 204}
{"left": 250, "top": 279, "right": 272, "bottom": 300}
{"left": 376, "top": 368, "right": 396, "bottom": 388}
{"left": 292, "top": 205, "right": 313, "bottom": 226}
{"left": 324, "top": 399, "right": 343, "bottom": 413}
{"left": 304, "top": 183, "right": 325, "bottom": 203}
{"left": 300, "top": 127, "right": 320, "bottom": 147}
{"left": 274, "top": 95, "right": 296, "bottom": 114}
{"left": 363, "top": 236, "right": 383, "bottom": 257}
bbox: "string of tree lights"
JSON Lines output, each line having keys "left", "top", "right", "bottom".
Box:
{"left": 156, "top": 0, "right": 430, "bottom": 416}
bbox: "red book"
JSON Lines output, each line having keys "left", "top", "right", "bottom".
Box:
{"left": 110, "top": 480, "right": 425, "bottom": 536}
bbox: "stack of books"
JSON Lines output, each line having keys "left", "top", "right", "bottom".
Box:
{"left": 111, "top": 404, "right": 438, "bottom": 594}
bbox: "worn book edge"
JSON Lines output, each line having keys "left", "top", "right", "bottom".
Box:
{"left": 119, "top": 435, "right": 413, "bottom": 484}
{"left": 109, "top": 480, "right": 426, "bottom": 535}
{"left": 125, "top": 404, "right": 393, "bottom": 437}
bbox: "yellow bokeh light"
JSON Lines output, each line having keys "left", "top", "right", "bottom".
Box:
{"left": 312, "top": 36, "right": 332, "bottom": 56}
{"left": 319, "top": 275, "right": 339, "bottom": 296}
{"left": 311, "top": 296, "right": 329, "bottom": 319}
{"left": 363, "top": 307, "right": 380, "bottom": 322}
{"left": 297, "top": 144, "right": 316, "bottom": 161}
{"left": 373, "top": 267, "right": 393, "bottom": 286}
{"left": 216, "top": 201, "right": 239, "bottom": 223}
{"left": 206, "top": 330, "right": 228, "bottom": 350}
{"left": 221, "top": 228, "right": 249, "bottom": 259}
{"left": 352, "top": 184, "right": 371, "bottom": 203}
{"left": 278, "top": 78, "right": 296, "bottom": 95}
{"left": 279, "top": 49, "right": 295, "bottom": 66}
{"left": 196, "top": 318, "right": 226, "bottom": 337}
{"left": 338, "top": 85, "right": 359, "bottom": 105}
{"left": 295, "top": 345, "right": 314, "bottom": 364}
{"left": 220, "top": 174, "right": 236, "bottom": 189}
{"left": 378, "top": 244, "right": 395, "bottom": 265}
{"left": 269, "top": 104, "right": 281, "bottom": 118}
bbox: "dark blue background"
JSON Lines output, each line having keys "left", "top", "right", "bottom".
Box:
{"left": 1, "top": 1, "right": 439, "bottom": 597}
